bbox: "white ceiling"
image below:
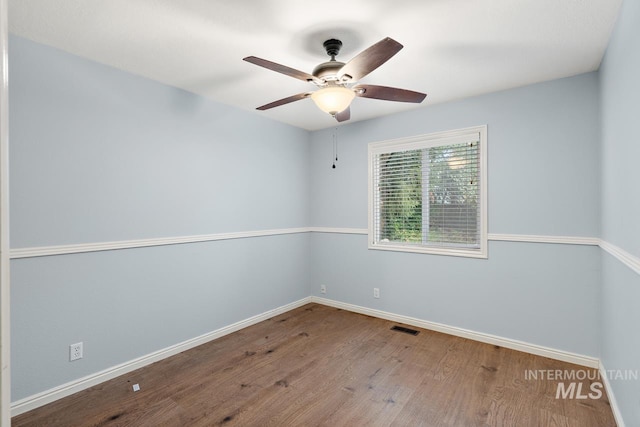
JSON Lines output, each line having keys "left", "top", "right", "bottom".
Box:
{"left": 9, "top": 0, "right": 622, "bottom": 131}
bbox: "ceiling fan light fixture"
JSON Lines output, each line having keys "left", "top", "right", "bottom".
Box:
{"left": 310, "top": 86, "right": 355, "bottom": 116}
{"left": 245, "top": 37, "right": 426, "bottom": 122}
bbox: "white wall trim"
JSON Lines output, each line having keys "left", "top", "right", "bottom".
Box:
{"left": 311, "top": 296, "right": 600, "bottom": 368}
{"left": 307, "top": 227, "right": 368, "bottom": 235}
{"left": 9, "top": 227, "right": 371, "bottom": 259}
{"left": 600, "top": 240, "right": 640, "bottom": 276}
{"left": 9, "top": 228, "right": 312, "bottom": 259}
{"left": 10, "top": 297, "right": 312, "bottom": 417}
{"left": 311, "top": 229, "right": 603, "bottom": 246}
{"left": 10, "top": 229, "right": 607, "bottom": 259}
{"left": 10, "top": 227, "right": 638, "bottom": 281}
{"left": 11, "top": 227, "right": 640, "bottom": 286}
{"left": 488, "top": 233, "right": 600, "bottom": 246}
{"left": 599, "top": 360, "right": 626, "bottom": 427}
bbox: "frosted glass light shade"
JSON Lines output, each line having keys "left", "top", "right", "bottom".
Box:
{"left": 310, "top": 86, "right": 355, "bottom": 115}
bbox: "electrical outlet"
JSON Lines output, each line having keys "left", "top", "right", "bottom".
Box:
{"left": 373, "top": 288, "right": 380, "bottom": 299}
{"left": 69, "top": 342, "right": 83, "bottom": 361}
{"left": 320, "top": 285, "right": 327, "bottom": 294}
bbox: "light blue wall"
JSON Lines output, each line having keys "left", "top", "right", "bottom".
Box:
{"left": 11, "top": 235, "right": 310, "bottom": 400}
{"left": 309, "top": 73, "right": 602, "bottom": 357}
{"left": 10, "top": 36, "right": 310, "bottom": 248}
{"left": 310, "top": 73, "right": 601, "bottom": 237}
{"left": 600, "top": 0, "right": 640, "bottom": 256}
{"left": 311, "top": 234, "right": 600, "bottom": 355}
{"left": 9, "top": 36, "right": 311, "bottom": 400}
{"left": 599, "top": 0, "right": 640, "bottom": 424}
{"left": 601, "top": 253, "right": 640, "bottom": 424}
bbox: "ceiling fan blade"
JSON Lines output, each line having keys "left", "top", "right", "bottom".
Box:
{"left": 338, "top": 37, "right": 403, "bottom": 82}
{"left": 354, "top": 84, "right": 427, "bottom": 103}
{"left": 243, "top": 56, "right": 321, "bottom": 84}
{"left": 335, "top": 107, "right": 351, "bottom": 122}
{"left": 256, "top": 92, "right": 311, "bottom": 110}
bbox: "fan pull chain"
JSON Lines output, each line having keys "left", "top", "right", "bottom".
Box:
{"left": 332, "top": 127, "right": 338, "bottom": 169}
{"left": 335, "top": 127, "right": 339, "bottom": 162}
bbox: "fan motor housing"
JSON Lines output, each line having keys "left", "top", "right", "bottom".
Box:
{"left": 312, "top": 61, "right": 345, "bottom": 81}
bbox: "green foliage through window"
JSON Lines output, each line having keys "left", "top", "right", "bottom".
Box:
{"left": 373, "top": 141, "right": 480, "bottom": 248}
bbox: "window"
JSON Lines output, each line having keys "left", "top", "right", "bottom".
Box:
{"left": 368, "top": 126, "right": 487, "bottom": 258}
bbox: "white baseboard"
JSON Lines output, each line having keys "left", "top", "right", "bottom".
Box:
{"left": 599, "top": 360, "right": 626, "bottom": 427}
{"left": 310, "top": 296, "right": 600, "bottom": 369}
{"left": 10, "top": 297, "right": 312, "bottom": 417}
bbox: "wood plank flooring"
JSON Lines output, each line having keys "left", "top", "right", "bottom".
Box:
{"left": 13, "top": 303, "right": 616, "bottom": 426}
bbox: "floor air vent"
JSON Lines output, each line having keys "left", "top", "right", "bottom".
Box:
{"left": 391, "top": 325, "right": 419, "bottom": 336}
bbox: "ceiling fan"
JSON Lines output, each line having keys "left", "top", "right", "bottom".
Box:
{"left": 243, "top": 37, "right": 427, "bottom": 122}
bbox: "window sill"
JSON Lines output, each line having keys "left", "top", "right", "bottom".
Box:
{"left": 368, "top": 242, "right": 488, "bottom": 259}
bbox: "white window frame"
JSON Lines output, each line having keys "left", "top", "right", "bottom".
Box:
{"left": 368, "top": 125, "right": 488, "bottom": 259}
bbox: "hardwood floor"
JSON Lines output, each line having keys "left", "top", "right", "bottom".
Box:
{"left": 13, "top": 303, "right": 616, "bottom": 426}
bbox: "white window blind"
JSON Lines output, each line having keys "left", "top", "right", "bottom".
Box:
{"left": 368, "top": 126, "right": 487, "bottom": 258}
